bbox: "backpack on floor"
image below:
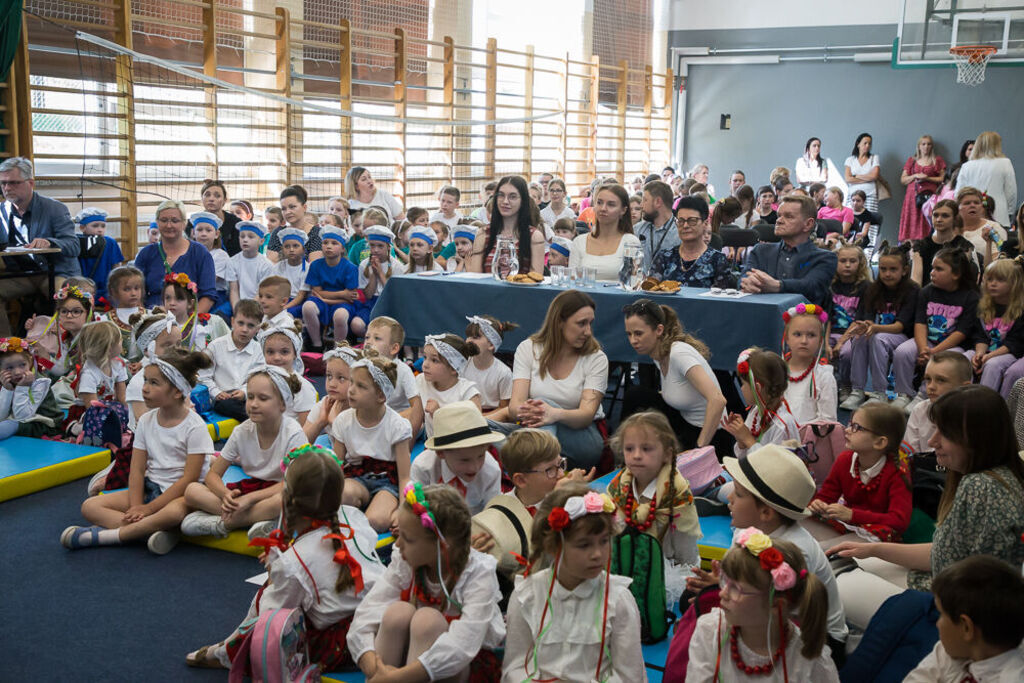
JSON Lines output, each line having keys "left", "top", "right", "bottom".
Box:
{"left": 79, "top": 401, "right": 131, "bottom": 448}
{"left": 190, "top": 385, "right": 213, "bottom": 417}
{"left": 228, "top": 607, "right": 321, "bottom": 683}
{"left": 610, "top": 527, "right": 674, "bottom": 643}
{"left": 675, "top": 446, "right": 725, "bottom": 495}
{"left": 797, "top": 420, "right": 846, "bottom": 487}
{"left": 664, "top": 586, "right": 721, "bottom": 680}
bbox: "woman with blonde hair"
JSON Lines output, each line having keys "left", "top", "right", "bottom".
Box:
{"left": 956, "top": 131, "right": 1017, "bottom": 226}
{"left": 899, "top": 134, "right": 946, "bottom": 241}
{"left": 344, "top": 166, "right": 405, "bottom": 223}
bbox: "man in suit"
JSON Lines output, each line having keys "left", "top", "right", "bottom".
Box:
{"left": 741, "top": 194, "right": 836, "bottom": 306}
{"left": 0, "top": 157, "right": 81, "bottom": 335}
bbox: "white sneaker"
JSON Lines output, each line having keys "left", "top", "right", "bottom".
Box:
{"left": 86, "top": 462, "right": 113, "bottom": 496}
{"left": 839, "top": 389, "right": 865, "bottom": 411}
{"left": 864, "top": 391, "right": 888, "bottom": 404}
{"left": 904, "top": 395, "right": 926, "bottom": 416}
{"left": 180, "top": 511, "right": 228, "bottom": 538}
{"left": 889, "top": 394, "right": 912, "bottom": 411}
{"left": 247, "top": 519, "right": 278, "bottom": 540}
{"left": 147, "top": 530, "right": 180, "bottom": 555}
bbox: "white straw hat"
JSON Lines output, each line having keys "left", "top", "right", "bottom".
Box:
{"left": 723, "top": 445, "right": 816, "bottom": 520}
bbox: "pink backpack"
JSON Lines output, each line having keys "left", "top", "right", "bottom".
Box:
{"left": 229, "top": 608, "right": 321, "bottom": 683}
{"left": 797, "top": 420, "right": 846, "bottom": 487}
{"left": 675, "top": 447, "right": 724, "bottom": 495}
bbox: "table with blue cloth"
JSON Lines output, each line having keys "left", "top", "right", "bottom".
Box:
{"left": 371, "top": 274, "right": 806, "bottom": 370}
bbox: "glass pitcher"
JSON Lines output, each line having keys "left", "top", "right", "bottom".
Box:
{"left": 619, "top": 243, "right": 645, "bottom": 290}
{"left": 492, "top": 236, "right": 519, "bottom": 281}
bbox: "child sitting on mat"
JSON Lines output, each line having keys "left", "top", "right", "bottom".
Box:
{"left": 61, "top": 348, "right": 215, "bottom": 555}
{"left": 256, "top": 321, "right": 315, "bottom": 426}
{"left": 418, "top": 333, "right": 482, "bottom": 439}
{"left": 181, "top": 364, "right": 308, "bottom": 539}
{"left": 162, "top": 272, "right": 229, "bottom": 352}
{"left": 303, "top": 343, "right": 359, "bottom": 443}
{"left": 348, "top": 483, "right": 505, "bottom": 682}
{"left": 364, "top": 316, "right": 424, "bottom": 438}
{"left": 463, "top": 314, "right": 517, "bottom": 419}
{"left": 32, "top": 284, "right": 93, "bottom": 393}
{"left": 0, "top": 336, "right": 62, "bottom": 440}
{"left": 227, "top": 220, "right": 274, "bottom": 311}
{"left": 300, "top": 224, "right": 362, "bottom": 351}
{"left": 198, "top": 299, "right": 264, "bottom": 422}
{"left": 102, "top": 265, "right": 147, "bottom": 363}
{"left": 124, "top": 311, "right": 181, "bottom": 430}
{"left": 75, "top": 320, "right": 128, "bottom": 408}
{"left": 185, "top": 445, "right": 384, "bottom": 671}
{"left": 723, "top": 348, "right": 800, "bottom": 458}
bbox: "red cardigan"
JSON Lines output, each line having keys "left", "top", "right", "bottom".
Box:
{"left": 813, "top": 450, "right": 912, "bottom": 534}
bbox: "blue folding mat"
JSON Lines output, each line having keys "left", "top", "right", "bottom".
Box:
{"left": 0, "top": 436, "right": 110, "bottom": 502}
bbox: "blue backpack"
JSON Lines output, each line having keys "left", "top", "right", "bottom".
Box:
{"left": 840, "top": 590, "right": 938, "bottom": 683}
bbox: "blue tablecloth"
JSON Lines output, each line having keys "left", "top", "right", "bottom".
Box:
{"left": 371, "top": 274, "right": 806, "bottom": 370}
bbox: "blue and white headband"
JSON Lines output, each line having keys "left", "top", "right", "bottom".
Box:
{"left": 425, "top": 334, "right": 469, "bottom": 373}
{"left": 278, "top": 227, "right": 306, "bottom": 245}
{"left": 350, "top": 359, "right": 394, "bottom": 400}
{"left": 237, "top": 220, "right": 266, "bottom": 239}
{"left": 453, "top": 225, "right": 478, "bottom": 242}
{"left": 247, "top": 364, "right": 296, "bottom": 410}
{"left": 258, "top": 325, "right": 304, "bottom": 373}
{"left": 191, "top": 211, "right": 223, "bottom": 230}
{"left": 324, "top": 345, "right": 361, "bottom": 365}
{"left": 319, "top": 224, "right": 347, "bottom": 244}
{"left": 408, "top": 226, "right": 436, "bottom": 247}
{"left": 364, "top": 226, "right": 395, "bottom": 244}
{"left": 550, "top": 236, "right": 572, "bottom": 258}
{"left": 151, "top": 357, "right": 193, "bottom": 397}
{"left": 75, "top": 207, "right": 108, "bottom": 225}
{"left": 465, "top": 315, "right": 502, "bottom": 350}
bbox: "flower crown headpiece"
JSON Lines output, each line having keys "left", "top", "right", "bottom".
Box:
{"left": 164, "top": 272, "right": 198, "bottom": 294}
{"left": 547, "top": 491, "right": 615, "bottom": 532}
{"left": 733, "top": 527, "right": 805, "bottom": 592}
{"left": 0, "top": 337, "right": 31, "bottom": 354}
{"left": 735, "top": 348, "right": 779, "bottom": 441}
{"left": 403, "top": 482, "right": 442, "bottom": 538}
{"left": 280, "top": 444, "right": 344, "bottom": 473}
{"left": 54, "top": 284, "right": 93, "bottom": 304}
{"left": 736, "top": 347, "right": 755, "bottom": 378}
{"left": 781, "top": 302, "right": 827, "bottom": 326}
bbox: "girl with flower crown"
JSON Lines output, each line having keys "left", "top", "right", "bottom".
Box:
{"left": 780, "top": 303, "right": 838, "bottom": 424}
{"left": 723, "top": 349, "right": 799, "bottom": 458}
{"left": 348, "top": 483, "right": 506, "bottom": 683}
{"left": 0, "top": 336, "right": 62, "bottom": 440}
{"left": 685, "top": 530, "right": 838, "bottom": 682}
{"left": 161, "top": 272, "right": 228, "bottom": 351}
{"left": 502, "top": 482, "right": 645, "bottom": 682}
{"left": 186, "top": 446, "right": 385, "bottom": 670}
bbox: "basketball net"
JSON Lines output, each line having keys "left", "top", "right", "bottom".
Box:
{"left": 949, "top": 45, "right": 997, "bottom": 86}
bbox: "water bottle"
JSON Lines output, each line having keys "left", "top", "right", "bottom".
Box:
{"left": 886, "top": 369, "right": 897, "bottom": 402}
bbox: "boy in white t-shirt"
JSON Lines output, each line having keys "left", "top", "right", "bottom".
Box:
{"left": 257, "top": 275, "right": 295, "bottom": 328}
{"left": 227, "top": 221, "right": 275, "bottom": 309}
{"left": 904, "top": 351, "right": 973, "bottom": 454}
{"left": 363, "top": 316, "right": 423, "bottom": 437}
{"left": 409, "top": 401, "right": 503, "bottom": 514}
{"left": 428, "top": 184, "right": 462, "bottom": 232}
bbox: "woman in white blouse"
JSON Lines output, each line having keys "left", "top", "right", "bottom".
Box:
{"left": 622, "top": 299, "right": 732, "bottom": 456}
{"left": 568, "top": 184, "right": 641, "bottom": 281}
{"left": 510, "top": 290, "right": 609, "bottom": 469}
{"left": 844, "top": 133, "right": 881, "bottom": 212}
{"left": 344, "top": 166, "right": 405, "bottom": 223}
{"left": 956, "top": 186, "right": 1006, "bottom": 268}
{"left": 538, "top": 178, "right": 575, "bottom": 229}
{"left": 956, "top": 131, "right": 1017, "bottom": 226}
{"left": 796, "top": 136, "right": 830, "bottom": 188}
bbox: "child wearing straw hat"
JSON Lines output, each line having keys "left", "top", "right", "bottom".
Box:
{"left": 409, "top": 400, "right": 504, "bottom": 515}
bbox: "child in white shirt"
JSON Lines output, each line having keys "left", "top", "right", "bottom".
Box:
{"left": 227, "top": 221, "right": 275, "bottom": 309}
{"left": 409, "top": 401, "right": 504, "bottom": 514}
{"left": 447, "top": 224, "right": 477, "bottom": 273}
{"left": 191, "top": 211, "right": 231, "bottom": 315}
{"left": 0, "top": 338, "right": 62, "bottom": 440}
{"left": 724, "top": 348, "right": 800, "bottom": 457}
{"left": 417, "top": 333, "right": 482, "bottom": 438}
{"left": 904, "top": 351, "right": 973, "bottom": 454}
{"left": 257, "top": 275, "right": 295, "bottom": 328}
{"left": 462, "top": 314, "right": 516, "bottom": 418}
{"left": 503, "top": 483, "right": 644, "bottom": 682}
{"left": 257, "top": 322, "right": 316, "bottom": 425}
{"left": 273, "top": 227, "right": 309, "bottom": 317}
{"left": 162, "top": 273, "right": 229, "bottom": 352}
{"left": 330, "top": 354, "right": 413, "bottom": 532}
{"left": 199, "top": 299, "right": 264, "bottom": 421}
{"left": 304, "top": 343, "right": 359, "bottom": 443}
{"left": 428, "top": 184, "right": 462, "bottom": 231}
{"left": 125, "top": 311, "right": 181, "bottom": 430}
{"left": 364, "top": 316, "right": 423, "bottom": 437}
{"left": 404, "top": 226, "right": 445, "bottom": 274}
{"left": 75, "top": 321, "right": 128, "bottom": 407}
{"left": 103, "top": 265, "right": 147, "bottom": 362}
{"left": 781, "top": 303, "right": 838, "bottom": 424}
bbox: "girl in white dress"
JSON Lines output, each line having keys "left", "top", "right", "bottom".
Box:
{"left": 417, "top": 333, "right": 482, "bottom": 438}
{"left": 503, "top": 483, "right": 645, "bottom": 682}
{"left": 185, "top": 446, "right": 385, "bottom": 671}
{"left": 462, "top": 314, "right": 517, "bottom": 418}
{"left": 685, "top": 530, "right": 839, "bottom": 682}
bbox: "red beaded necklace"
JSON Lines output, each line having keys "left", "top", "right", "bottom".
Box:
{"left": 621, "top": 484, "right": 658, "bottom": 532}
{"left": 853, "top": 457, "right": 884, "bottom": 493}
{"left": 787, "top": 363, "right": 814, "bottom": 384}
{"left": 730, "top": 625, "right": 787, "bottom": 676}
{"left": 749, "top": 409, "right": 771, "bottom": 439}
{"left": 404, "top": 569, "right": 443, "bottom": 608}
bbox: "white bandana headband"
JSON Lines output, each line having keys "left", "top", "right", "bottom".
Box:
{"left": 425, "top": 334, "right": 469, "bottom": 373}
{"left": 134, "top": 314, "right": 175, "bottom": 359}
{"left": 247, "top": 364, "right": 296, "bottom": 410}
{"left": 258, "top": 326, "right": 304, "bottom": 373}
{"left": 324, "top": 346, "right": 362, "bottom": 365}
{"left": 465, "top": 315, "right": 502, "bottom": 350}
{"left": 350, "top": 359, "right": 394, "bottom": 400}
{"left": 151, "top": 357, "right": 193, "bottom": 397}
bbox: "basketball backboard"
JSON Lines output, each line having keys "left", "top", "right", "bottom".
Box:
{"left": 896, "top": 0, "right": 1024, "bottom": 66}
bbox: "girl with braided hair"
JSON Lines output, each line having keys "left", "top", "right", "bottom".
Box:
{"left": 185, "top": 445, "right": 384, "bottom": 670}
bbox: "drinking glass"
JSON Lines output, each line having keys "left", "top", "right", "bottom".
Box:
{"left": 583, "top": 266, "right": 598, "bottom": 288}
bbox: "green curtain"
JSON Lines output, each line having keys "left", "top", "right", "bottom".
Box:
{"left": 0, "top": 0, "right": 24, "bottom": 81}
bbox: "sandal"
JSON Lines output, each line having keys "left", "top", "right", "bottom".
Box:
{"left": 60, "top": 525, "right": 101, "bottom": 550}
{"left": 185, "top": 644, "right": 227, "bottom": 669}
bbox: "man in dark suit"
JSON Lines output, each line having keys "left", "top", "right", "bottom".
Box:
{"left": 0, "top": 157, "right": 81, "bottom": 335}
{"left": 741, "top": 194, "right": 837, "bottom": 306}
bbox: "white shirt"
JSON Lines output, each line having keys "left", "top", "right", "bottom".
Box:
{"left": 904, "top": 397, "right": 936, "bottom": 454}
{"left": 274, "top": 259, "right": 307, "bottom": 298}
{"left": 905, "top": 640, "right": 1024, "bottom": 683}
{"left": 125, "top": 370, "right": 144, "bottom": 431}
{"left": 219, "top": 417, "right": 307, "bottom": 481}
{"left": 658, "top": 341, "right": 723, "bottom": 428}
{"left": 686, "top": 608, "right": 839, "bottom": 683}
{"left": 429, "top": 211, "right": 461, "bottom": 232}
{"left": 0, "top": 376, "right": 55, "bottom": 425}
{"left": 733, "top": 404, "right": 800, "bottom": 458}
{"left": 405, "top": 260, "right": 444, "bottom": 274}
{"left": 409, "top": 449, "right": 501, "bottom": 515}
{"left": 191, "top": 314, "right": 231, "bottom": 352}
{"left": 210, "top": 248, "right": 230, "bottom": 291}
{"left": 264, "top": 309, "right": 295, "bottom": 328}
{"left": 784, "top": 363, "right": 838, "bottom": 425}
{"left": 415, "top": 374, "right": 480, "bottom": 439}
{"left": 461, "top": 357, "right": 513, "bottom": 410}
{"left": 795, "top": 155, "right": 830, "bottom": 186}
{"left": 348, "top": 548, "right": 505, "bottom": 681}
{"left": 329, "top": 406, "right": 412, "bottom": 465}
{"left": 133, "top": 409, "right": 215, "bottom": 491}
{"left": 348, "top": 189, "right": 404, "bottom": 223}
{"left": 513, "top": 338, "right": 609, "bottom": 420}
{"left": 850, "top": 451, "right": 887, "bottom": 484}
{"left": 76, "top": 358, "right": 128, "bottom": 405}
{"left": 285, "top": 376, "right": 317, "bottom": 422}
{"left": 199, "top": 335, "right": 264, "bottom": 396}
{"left": 539, "top": 203, "right": 576, "bottom": 229}
{"left": 259, "top": 512, "right": 385, "bottom": 630}
{"left": 226, "top": 251, "right": 275, "bottom": 301}
{"left": 844, "top": 154, "right": 880, "bottom": 205}
{"left": 632, "top": 476, "right": 700, "bottom": 568}
{"left": 956, "top": 157, "right": 1018, "bottom": 226}
{"left": 771, "top": 523, "right": 848, "bottom": 642}
{"left": 568, "top": 232, "right": 642, "bottom": 281}
{"left": 358, "top": 257, "right": 404, "bottom": 298}
{"left": 962, "top": 221, "right": 1007, "bottom": 257}
{"left": 387, "top": 360, "right": 418, "bottom": 413}
{"left": 502, "top": 569, "right": 646, "bottom": 683}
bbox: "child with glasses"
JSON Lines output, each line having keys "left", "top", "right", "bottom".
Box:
{"left": 807, "top": 402, "right": 912, "bottom": 546}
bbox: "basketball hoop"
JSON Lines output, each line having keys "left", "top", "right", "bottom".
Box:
{"left": 949, "top": 45, "right": 998, "bottom": 86}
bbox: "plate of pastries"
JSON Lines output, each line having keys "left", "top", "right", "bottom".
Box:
{"left": 506, "top": 272, "right": 545, "bottom": 285}
{"left": 639, "top": 277, "right": 681, "bottom": 293}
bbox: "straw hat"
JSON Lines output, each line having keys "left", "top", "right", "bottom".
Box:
{"left": 723, "top": 444, "right": 815, "bottom": 520}
{"left": 424, "top": 400, "right": 504, "bottom": 450}
{"left": 472, "top": 494, "right": 534, "bottom": 574}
